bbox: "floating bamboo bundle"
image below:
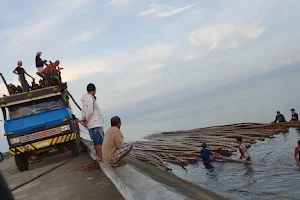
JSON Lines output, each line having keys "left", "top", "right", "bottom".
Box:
{"left": 129, "top": 122, "right": 300, "bottom": 170}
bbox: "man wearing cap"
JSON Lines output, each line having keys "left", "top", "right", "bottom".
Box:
{"left": 13, "top": 60, "right": 35, "bottom": 92}
{"left": 80, "top": 83, "right": 104, "bottom": 160}
{"left": 35, "top": 52, "right": 47, "bottom": 72}
{"left": 290, "top": 109, "right": 299, "bottom": 122}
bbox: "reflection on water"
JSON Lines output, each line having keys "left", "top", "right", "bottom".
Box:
{"left": 172, "top": 129, "right": 300, "bottom": 200}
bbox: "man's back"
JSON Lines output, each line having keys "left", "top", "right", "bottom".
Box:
{"left": 292, "top": 113, "right": 299, "bottom": 121}
{"left": 35, "top": 55, "right": 43, "bottom": 68}
{"left": 102, "top": 127, "right": 124, "bottom": 163}
{"left": 200, "top": 148, "right": 212, "bottom": 164}
{"left": 80, "top": 94, "right": 103, "bottom": 129}
{"left": 278, "top": 114, "right": 286, "bottom": 122}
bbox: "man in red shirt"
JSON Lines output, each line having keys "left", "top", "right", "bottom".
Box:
{"left": 42, "top": 60, "right": 60, "bottom": 73}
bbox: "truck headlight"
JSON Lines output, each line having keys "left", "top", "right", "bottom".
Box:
{"left": 10, "top": 137, "right": 21, "bottom": 144}
{"left": 60, "top": 125, "right": 70, "bottom": 132}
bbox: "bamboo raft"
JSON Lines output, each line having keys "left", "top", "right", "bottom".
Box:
{"left": 129, "top": 122, "right": 300, "bottom": 170}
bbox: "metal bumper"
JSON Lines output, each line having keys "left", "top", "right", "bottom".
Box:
{"left": 9, "top": 133, "right": 77, "bottom": 156}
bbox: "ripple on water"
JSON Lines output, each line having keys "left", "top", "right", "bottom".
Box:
{"left": 172, "top": 128, "right": 300, "bottom": 200}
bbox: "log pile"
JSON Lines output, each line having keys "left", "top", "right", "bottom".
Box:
{"left": 129, "top": 122, "right": 300, "bottom": 170}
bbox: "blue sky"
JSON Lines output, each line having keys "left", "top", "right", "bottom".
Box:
{"left": 0, "top": 0, "right": 300, "bottom": 151}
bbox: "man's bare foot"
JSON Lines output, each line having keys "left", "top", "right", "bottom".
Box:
{"left": 112, "top": 160, "right": 126, "bottom": 167}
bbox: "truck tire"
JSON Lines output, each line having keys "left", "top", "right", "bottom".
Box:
{"left": 15, "top": 154, "right": 29, "bottom": 172}
{"left": 70, "top": 140, "right": 79, "bottom": 157}
{"left": 0, "top": 152, "right": 3, "bottom": 162}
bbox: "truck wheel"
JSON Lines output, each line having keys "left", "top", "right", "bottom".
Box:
{"left": 70, "top": 140, "right": 79, "bottom": 157}
{"left": 0, "top": 152, "right": 3, "bottom": 162}
{"left": 15, "top": 154, "right": 29, "bottom": 172}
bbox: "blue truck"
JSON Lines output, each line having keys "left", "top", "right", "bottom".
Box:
{"left": 0, "top": 80, "right": 81, "bottom": 172}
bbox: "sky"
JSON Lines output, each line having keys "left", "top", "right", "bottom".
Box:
{"left": 0, "top": 0, "right": 300, "bottom": 151}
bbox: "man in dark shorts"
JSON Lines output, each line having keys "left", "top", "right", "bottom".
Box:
{"left": 273, "top": 111, "right": 286, "bottom": 123}
{"left": 236, "top": 137, "right": 251, "bottom": 161}
{"left": 81, "top": 83, "right": 104, "bottom": 160}
{"left": 13, "top": 60, "right": 35, "bottom": 92}
{"left": 294, "top": 140, "right": 300, "bottom": 166}
{"left": 290, "top": 109, "right": 299, "bottom": 122}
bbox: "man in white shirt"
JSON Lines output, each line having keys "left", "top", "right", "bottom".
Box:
{"left": 81, "top": 83, "right": 104, "bottom": 160}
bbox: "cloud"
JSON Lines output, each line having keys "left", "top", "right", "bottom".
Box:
{"left": 0, "top": 0, "right": 91, "bottom": 57}
{"left": 189, "top": 23, "right": 265, "bottom": 50}
{"left": 68, "top": 30, "right": 100, "bottom": 44}
{"left": 114, "top": 43, "right": 173, "bottom": 65}
{"left": 60, "top": 59, "right": 113, "bottom": 82}
{"left": 58, "top": 43, "right": 172, "bottom": 82}
{"left": 220, "top": 41, "right": 241, "bottom": 50}
{"left": 146, "top": 64, "right": 165, "bottom": 71}
{"left": 140, "top": 3, "right": 196, "bottom": 18}
{"left": 131, "top": 73, "right": 161, "bottom": 87}
{"left": 108, "top": 0, "right": 136, "bottom": 6}
{"left": 140, "top": 8, "right": 159, "bottom": 16}
{"left": 156, "top": 5, "right": 196, "bottom": 18}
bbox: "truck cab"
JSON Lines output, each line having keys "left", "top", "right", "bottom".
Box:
{"left": 0, "top": 84, "right": 80, "bottom": 171}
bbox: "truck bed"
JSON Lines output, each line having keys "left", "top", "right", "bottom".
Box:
{"left": 0, "top": 84, "right": 67, "bottom": 107}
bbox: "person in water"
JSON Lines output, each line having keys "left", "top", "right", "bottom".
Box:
{"left": 200, "top": 142, "right": 222, "bottom": 168}
{"left": 236, "top": 137, "right": 251, "bottom": 161}
{"left": 273, "top": 111, "right": 286, "bottom": 123}
{"left": 294, "top": 140, "right": 300, "bottom": 166}
{"left": 290, "top": 109, "right": 299, "bottom": 122}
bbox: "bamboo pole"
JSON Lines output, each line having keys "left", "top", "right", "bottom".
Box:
{"left": 65, "top": 89, "right": 81, "bottom": 111}
{"left": 0, "top": 73, "right": 11, "bottom": 95}
{"left": 217, "top": 157, "right": 300, "bottom": 170}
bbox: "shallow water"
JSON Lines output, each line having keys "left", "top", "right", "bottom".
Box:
{"left": 172, "top": 129, "right": 300, "bottom": 200}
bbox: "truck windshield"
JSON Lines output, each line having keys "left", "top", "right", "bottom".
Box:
{"left": 8, "top": 96, "right": 66, "bottom": 120}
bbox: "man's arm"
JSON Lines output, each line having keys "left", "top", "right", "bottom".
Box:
{"left": 294, "top": 148, "right": 300, "bottom": 166}
{"left": 241, "top": 148, "right": 247, "bottom": 161}
{"left": 115, "top": 131, "right": 124, "bottom": 149}
{"left": 85, "top": 96, "right": 94, "bottom": 123}
{"left": 274, "top": 116, "right": 278, "bottom": 123}
{"left": 25, "top": 72, "right": 34, "bottom": 80}
{"left": 13, "top": 69, "right": 18, "bottom": 75}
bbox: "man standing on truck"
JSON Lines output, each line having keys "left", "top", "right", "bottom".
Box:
{"left": 81, "top": 83, "right": 104, "bottom": 160}
{"left": 42, "top": 60, "right": 60, "bottom": 74}
{"left": 35, "top": 51, "right": 47, "bottom": 72}
{"left": 13, "top": 60, "right": 35, "bottom": 92}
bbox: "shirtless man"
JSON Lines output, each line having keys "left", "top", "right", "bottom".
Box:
{"left": 294, "top": 140, "right": 300, "bottom": 166}
{"left": 236, "top": 137, "right": 251, "bottom": 161}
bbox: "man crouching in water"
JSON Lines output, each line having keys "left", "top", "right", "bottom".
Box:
{"left": 200, "top": 142, "right": 222, "bottom": 169}
{"left": 236, "top": 137, "right": 251, "bottom": 161}
{"left": 102, "top": 116, "right": 133, "bottom": 167}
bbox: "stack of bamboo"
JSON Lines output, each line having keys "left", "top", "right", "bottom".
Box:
{"left": 129, "top": 122, "right": 300, "bottom": 170}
